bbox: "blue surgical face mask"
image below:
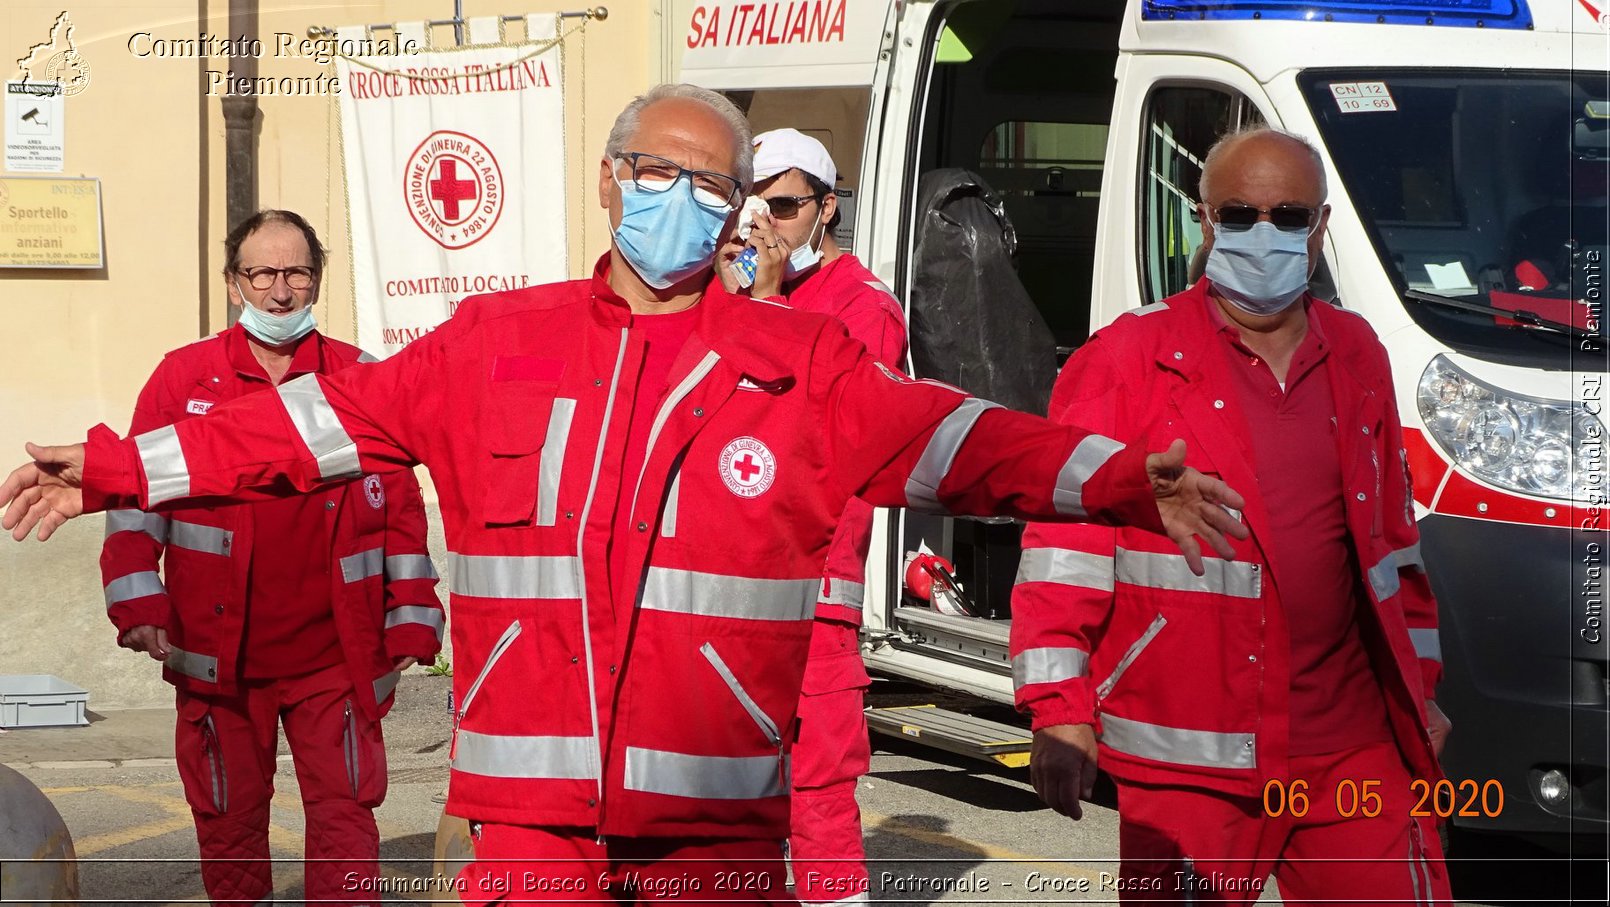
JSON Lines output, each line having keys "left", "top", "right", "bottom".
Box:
{"left": 236, "top": 280, "right": 318, "bottom": 346}
{"left": 612, "top": 174, "right": 733, "bottom": 290}
{"left": 784, "top": 217, "right": 826, "bottom": 280}
{"left": 1204, "top": 220, "right": 1312, "bottom": 317}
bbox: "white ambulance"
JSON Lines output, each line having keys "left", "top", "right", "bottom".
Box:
{"left": 678, "top": 0, "right": 1608, "bottom": 847}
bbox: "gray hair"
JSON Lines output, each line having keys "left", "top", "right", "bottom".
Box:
{"left": 604, "top": 83, "right": 754, "bottom": 188}
{"left": 1199, "top": 126, "right": 1327, "bottom": 202}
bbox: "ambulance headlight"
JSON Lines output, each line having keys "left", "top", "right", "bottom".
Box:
{"left": 1418, "top": 355, "right": 1605, "bottom": 502}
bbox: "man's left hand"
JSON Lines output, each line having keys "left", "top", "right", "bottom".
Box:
{"left": 1146, "top": 439, "right": 1250, "bottom": 576}
{"left": 1425, "top": 699, "right": 1452, "bottom": 757}
{"left": 392, "top": 656, "right": 419, "bottom": 672}
{"left": 1, "top": 442, "right": 88, "bottom": 542}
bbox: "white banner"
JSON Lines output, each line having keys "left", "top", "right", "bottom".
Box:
{"left": 336, "top": 18, "right": 567, "bottom": 356}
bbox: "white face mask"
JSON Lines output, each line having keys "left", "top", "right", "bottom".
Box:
{"left": 784, "top": 216, "right": 826, "bottom": 279}
{"left": 235, "top": 279, "right": 317, "bottom": 346}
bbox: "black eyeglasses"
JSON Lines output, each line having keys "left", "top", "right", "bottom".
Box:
{"left": 238, "top": 266, "right": 316, "bottom": 290}
{"left": 763, "top": 194, "right": 825, "bottom": 220}
{"left": 1208, "top": 204, "right": 1319, "bottom": 234}
{"left": 616, "top": 152, "right": 744, "bottom": 210}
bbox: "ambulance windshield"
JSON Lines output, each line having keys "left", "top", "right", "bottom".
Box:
{"left": 1301, "top": 69, "right": 1609, "bottom": 368}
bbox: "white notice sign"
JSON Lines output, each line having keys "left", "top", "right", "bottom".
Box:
{"left": 4, "top": 81, "right": 65, "bottom": 172}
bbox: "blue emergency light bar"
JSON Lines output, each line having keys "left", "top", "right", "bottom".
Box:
{"left": 1142, "top": 0, "right": 1533, "bottom": 29}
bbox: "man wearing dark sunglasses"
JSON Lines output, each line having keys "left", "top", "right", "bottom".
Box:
{"left": 724, "top": 128, "right": 908, "bottom": 907}
{"left": 1013, "top": 128, "right": 1454, "bottom": 903}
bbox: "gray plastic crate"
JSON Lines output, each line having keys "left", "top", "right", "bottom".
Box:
{"left": 0, "top": 675, "right": 89, "bottom": 728}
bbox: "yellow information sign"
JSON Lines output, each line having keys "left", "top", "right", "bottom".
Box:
{"left": 0, "top": 176, "right": 103, "bottom": 268}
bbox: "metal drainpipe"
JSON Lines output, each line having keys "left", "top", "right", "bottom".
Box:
{"left": 221, "top": 0, "right": 259, "bottom": 326}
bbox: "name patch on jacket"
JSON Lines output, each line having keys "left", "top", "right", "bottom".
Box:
{"left": 186, "top": 399, "right": 215, "bottom": 415}
{"left": 492, "top": 356, "right": 565, "bottom": 383}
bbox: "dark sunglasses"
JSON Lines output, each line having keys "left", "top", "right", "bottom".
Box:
{"left": 1209, "top": 204, "right": 1319, "bottom": 233}
{"left": 764, "top": 193, "right": 824, "bottom": 220}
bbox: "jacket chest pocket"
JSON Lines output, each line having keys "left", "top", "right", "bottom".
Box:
{"left": 482, "top": 382, "right": 576, "bottom": 527}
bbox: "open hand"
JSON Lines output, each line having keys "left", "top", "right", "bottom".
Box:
{"left": 1, "top": 442, "right": 88, "bottom": 542}
{"left": 1146, "top": 439, "right": 1250, "bottom": 575}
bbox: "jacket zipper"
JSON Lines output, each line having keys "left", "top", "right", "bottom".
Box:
{"left": 457, "top": 619, "right": 523, "bottom": 724}
{"left": 343, "top": 700, "right": 359, "bottom": 797}
{"left": 699, "top": 642, "right": 783, "bottom": 746}
{"left": 201, "top": 714, "right": 227, "bottom": 813}
{"left": 574, "top": 328, "right": 631, "bottom": 826}
{"left": 1096, "top": 613, "right": 1168, "bottom": 701}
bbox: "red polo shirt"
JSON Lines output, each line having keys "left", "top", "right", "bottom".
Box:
{"left": 1209, "top": 298, "right": 1391, "bottom": 756}
{"left": 225, "top": 327, "right": 343, "bottom": 680}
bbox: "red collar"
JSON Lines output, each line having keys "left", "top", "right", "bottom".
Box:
{"left": 224, "top": 322, "right": 323, "bottom": 382}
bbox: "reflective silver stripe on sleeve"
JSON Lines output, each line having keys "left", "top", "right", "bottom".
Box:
{"left": 385, "top": 554, "right": 439, "bottom": 581}
{"left": 1409, "top": 628, "right": 1442, "bottom": 662}
{"left": 1012, "top": 647, "right": 1090, "bottom": 690}
{"left": 1014, "top": 547, "right": 1115, "bottom": 593}
{"left": 373, "top": 670, "right": 402, "bottom": 702}
{"left": 1099, "top": 713, "right": 1255, "bottom": 770}
{"left": 385, "top": 605, "right": 446, "bottom": 642}
{"left": 104, "top": 509, "right": 169, "bottom": 544}
{"left": 448, "top": 553, "right": 582, "bottom": 600}
{"left": 536, "top": 399, "right": 577, "bottom": 527}
{"left": 164, "top": 645, "right": 218, "bottom": 683}
{"left": 135, "top": 424, "right": 191, "bottom": 507}
{"left": 1132, "top": 301, "right": 1170, "bottom": 316}
{"left": 622, "top": 746, "right": 788, "bottom": 800}
{"left": 661, "top": 468, "right": 682, "bottom": 539}
{"left": 1368, "top": 543, "right": 1427, "bottom": 603}
{"left": 819, "top": 579, "right": 865, "bottom": 609}
{"left": 904, "top": 398, "right": 1001, "bottom": 513}
{"left": 1053, "top": 435, "right": 1126, "bottom": 518}
{"left": 277, "top": 374, "right": 362, "bottom": 483}
{"left": 168, "top": 520, "right": 233, "bottom": 557}
{"left": 104, "top": 570, "right": 166, "bottom": 608}
{"left": 340, "top": 547, "right": 385, "bottom": 583}
{"left": 450, "top": 731, "right": 597, "bottom": 779}
{"left": 640, "top": 567, "right": 817, "bottom": 623}
{"left": 1114, "top": 548, "right": 1262, "bottom": 599}
{"left": 356, "top": 350, "right": 381, "bottom": 364}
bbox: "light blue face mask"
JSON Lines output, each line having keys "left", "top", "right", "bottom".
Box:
{"left": 784, "top": 217, "right": 826, "bottom": 280}
{"left": 1204, "top": 220, "right": 1312, "bottom": 317}
{"left": 236, "top": 280, "right": 318, "bottom": 346}
{"left": 612, "top": 174, "right": 733, "bottom": 290}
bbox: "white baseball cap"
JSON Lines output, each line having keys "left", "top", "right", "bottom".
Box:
{"left": 751, "top": 128, "right": 837, "bottom": 188}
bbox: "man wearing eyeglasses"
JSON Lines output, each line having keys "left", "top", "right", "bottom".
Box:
{"left": 96, "top": 209, "right": 443, "bottom": 906}
{"left": 1011, "top": 128, "right": 1453, "bottom": 903}
{"left": 4, "top": 85, "right": 1251, "bottom": 905}
{"left": 717, "top": 128, "right": 904, "bottom": 907}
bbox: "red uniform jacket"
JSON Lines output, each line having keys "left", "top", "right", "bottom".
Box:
{"left": 763, "top": 253, "right": 909, "bottom": 628}
{"left": 1010, "top": 281, "right": 1443, "bottom": 797}
{"left": 98, "top": 326, "right": 443, "bottom": 719}
{"left": 81, "top": 263, "right": 1162, "bottom": 839}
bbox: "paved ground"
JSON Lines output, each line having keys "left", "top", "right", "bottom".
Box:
{"left": 2, "top": 675, "right": 1604, "bottom": 905}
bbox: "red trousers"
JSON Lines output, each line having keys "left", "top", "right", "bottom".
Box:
{"left": 174, "top": 663, "right": 387, "bottom": 906}
{"left": 1114, "top": 742, "right": 1452, "bottom": 905}
{"left": 458, "top": 824, "right": 798, "bottom": 906}
{"left": 789, "top": 619, "right": 872, "bottom": 905}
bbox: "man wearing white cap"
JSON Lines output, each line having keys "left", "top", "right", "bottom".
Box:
{"left": 721, "top": 127, "right": 905, "bottom": 905}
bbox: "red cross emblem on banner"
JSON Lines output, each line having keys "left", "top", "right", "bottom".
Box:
{"left": 404, "top": 130, "right": 506, "bottom": 251}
